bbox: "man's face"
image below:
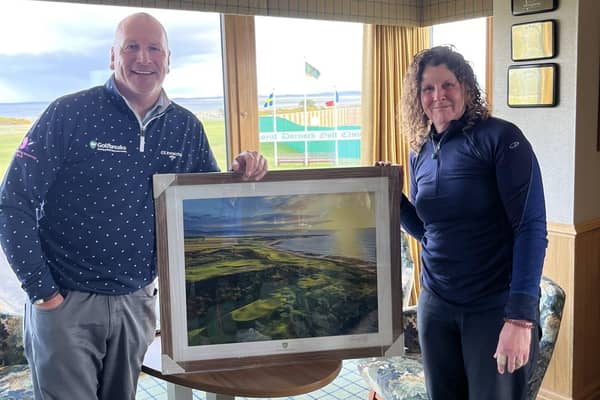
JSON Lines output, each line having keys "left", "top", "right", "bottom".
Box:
{"left": 110, "top": 15, "right": 170, "bottom": 104}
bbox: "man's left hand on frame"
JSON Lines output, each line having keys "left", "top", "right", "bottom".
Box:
{"left": 231, "top": 151, "right": 268, "bottom": 181}
{"left": 494, "top": 321, "right": 532, "bottom": 374}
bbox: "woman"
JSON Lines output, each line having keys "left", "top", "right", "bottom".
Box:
{"left": 398, "top": 46, "right": 547, "bottom": 399}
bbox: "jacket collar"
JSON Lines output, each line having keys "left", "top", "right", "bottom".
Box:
{"left": 105, "top": 75, "right": 171, "bottom": 123}
{"left": 429, "top": 113, "right": 469, "bottom": 143}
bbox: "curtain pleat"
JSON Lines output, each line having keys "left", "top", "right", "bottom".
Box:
{"left": 361, "top": 24, "right": 429, "bottom": 305}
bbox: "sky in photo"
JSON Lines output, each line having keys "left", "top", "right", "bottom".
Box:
{"left": 183, "top": 192, "right": 375, "bottom": 235}
{"left": 0, "top": 0, "right": 363, "bottom": 103}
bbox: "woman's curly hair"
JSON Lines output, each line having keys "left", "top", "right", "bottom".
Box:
{"left": 400, "top": 45, "right": 489, "bottom": 153}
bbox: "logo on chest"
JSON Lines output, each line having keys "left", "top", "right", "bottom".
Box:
{"left": 16, "top": 136, "right": 37, "bottom": 160}
{"left": 160, "top": 150, "right": 183, "bottom": 160}
{"left": 89, "top": 140, "right": 127, "bottom": 153}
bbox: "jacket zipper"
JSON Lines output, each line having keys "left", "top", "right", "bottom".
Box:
{"left": 120, "top": 96, "right": 169, "bottom": 153}
{"left": 136, "top": 111, "right": 168, "bottom": 153}
{"left": 431, "top": 134, "right": 448, "bottom": 197}
{"left": 430, "top": 120, "right": 467, "bottom": 196}
{"left": 139, "top": 127, "right": 145, "bottom": 152}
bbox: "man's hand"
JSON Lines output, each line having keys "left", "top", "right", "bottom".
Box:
{"left": 34, "top": 292, "right": 65, "bottom": 310}
{"left": 375, "top": 161, "right": 393, "bottom": 167}
{"left": 494, "top": 321, "right": 532, "bottom": 374}
{"left": 231, "top": 151, "right": 268, "bottom": 181}
{"left": 375, "top": 161, "right": 402, "bottom": 177}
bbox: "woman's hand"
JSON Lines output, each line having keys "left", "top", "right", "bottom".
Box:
{"left": 494, "top": 321, "right": 532, "bottom": 374}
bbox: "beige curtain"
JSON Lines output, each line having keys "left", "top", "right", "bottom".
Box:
{"left": 361, "top": 24, "right": 429, "bottom": 306}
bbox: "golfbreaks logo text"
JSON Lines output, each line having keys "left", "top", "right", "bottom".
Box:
{"left": 89, "top": 140, "right": 127, "bottom": 153}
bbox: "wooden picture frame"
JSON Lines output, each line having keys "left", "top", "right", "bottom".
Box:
{"left": 153, "top": 166, "right": 403, "bottom": 374}
{"left": 597, "top": 83, "right": 600, "bottom": 152}
{"left": 508, "top": 63, "right": 558, "bottom": 107}
{"left": 512, "top": 0, "right": 557, "bottom": 16}
{"left": 511, "top": 20, "right": 556, "bottom": 61}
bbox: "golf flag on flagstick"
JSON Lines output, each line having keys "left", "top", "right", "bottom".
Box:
{"left": 263, "top": 92, "right": 274, "bottom": 108}
{"left": 305, "top": 61, "right": 320, "bottom": 79}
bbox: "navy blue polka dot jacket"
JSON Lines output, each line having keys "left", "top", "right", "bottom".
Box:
{"left": 0, "top": 78, "right": 219, "bottom": 302}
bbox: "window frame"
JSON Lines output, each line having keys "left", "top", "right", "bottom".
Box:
{"left": 221, "top": 15, "right": 259, "bottom": 168}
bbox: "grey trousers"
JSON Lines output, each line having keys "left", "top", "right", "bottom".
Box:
{"left": 23, "top": 282, "right": 157, "bottom": 400}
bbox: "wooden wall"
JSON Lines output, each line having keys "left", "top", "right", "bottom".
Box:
{"left": 539, "top": 219, "right": 600, "bottom": 400}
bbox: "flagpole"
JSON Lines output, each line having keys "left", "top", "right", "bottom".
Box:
{"left": 334, "top": 86, "right": 339, "bottom": 165}
{"left": 303, "top": 89, "right": 308, "bottom": 134}
{"left": 272, "top": 89, "right": 278, "bottom": 167}
{"left": 303, "top": 60, "right": 308, "bottom": 166}
{"left": 303, "top": 60, "right": 321, "bottom": 167}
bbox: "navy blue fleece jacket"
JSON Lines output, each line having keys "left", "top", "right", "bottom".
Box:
{"left": 0, "top": 78, "right": 219, "bottom": 303}
{"left": 400, "top": 116, "right": 547, "bottom": 322}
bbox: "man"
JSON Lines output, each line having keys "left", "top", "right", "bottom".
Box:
{"left": 0, "top": 12, "right": 267, "bottom": 399}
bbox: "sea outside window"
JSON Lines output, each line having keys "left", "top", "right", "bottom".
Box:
{"left": 255, "top": 16, "right": 363, "bottom": 169}
{"left": 0, "top": 0, "right": 225, "bottom": 314}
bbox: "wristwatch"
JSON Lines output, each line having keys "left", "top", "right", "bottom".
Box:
{"left": 33, "top": 291, "right": 59, "bottom": 305}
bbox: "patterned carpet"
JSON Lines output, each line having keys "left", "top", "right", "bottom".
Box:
{"left": 136, "top": 358, "right": 369, "bottom": 400}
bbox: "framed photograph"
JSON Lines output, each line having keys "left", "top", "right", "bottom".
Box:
{"left": 508, "top": 63, "right": 558, "bottom": 107}
{"left": 153, "top": 166, "right": 403, "bottom": 373}
{"left": 512, "top": 0, "right": 557, "bottom": 16}
{"left": 511, "top": 20, "right": 556, "bottom": 61}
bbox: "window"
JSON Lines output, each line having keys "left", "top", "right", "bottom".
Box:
{"left": 0, "top": 0, "right": 226, "bottom": 173}
{"left": 432, "top": 17, "right": 488, "bottom": 95}
{"left": 255, "top": 16, "right": 363, "bottom": 169}
{"left": 0, "top": 0, "right": 225, "bottom": 313}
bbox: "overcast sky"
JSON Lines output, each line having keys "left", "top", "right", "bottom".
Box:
{"left": 0, "top": 0, "right": 363, "bottom": 103}
{"left": 432, "top": 17, "right": 487, "bottom": 93}
{"left": 0, "top": 0, "right": 485, "bottom": 104}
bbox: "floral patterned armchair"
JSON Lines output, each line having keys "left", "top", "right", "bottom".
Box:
{"left": 358, "top": 276, "right": 566, "bottom": 400}
{"left": 0, "top": 312, "right": 32, "bottom": 399}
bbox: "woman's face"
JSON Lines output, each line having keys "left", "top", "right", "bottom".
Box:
{"left": 419, "top": 64, "right": 466, "bottom": 133}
